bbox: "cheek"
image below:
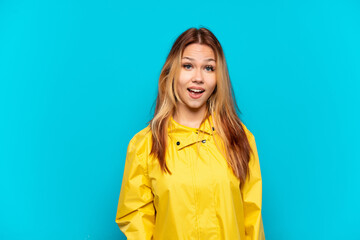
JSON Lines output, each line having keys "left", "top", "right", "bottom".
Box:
{"left": 176, "top": 79, "right": 185, "bottom": 91}
{"left": 178, "top": 71, "right": 188, "bottom": 85}
{"left": 175, "top": 79, "right": 186, "bottom": 97}
{"left": 179, "top": 70, "right": 191, "bottom": 81}
{"left": 208, "top": 77, "right": 217, "bottom": 92}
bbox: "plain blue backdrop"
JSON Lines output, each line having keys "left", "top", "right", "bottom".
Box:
{"left": 1, "top": 0, "right": 359, "bottom": 239}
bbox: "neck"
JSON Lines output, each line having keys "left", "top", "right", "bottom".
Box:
{"left": 173, "top": 105, "right": 207, "bottom": 129}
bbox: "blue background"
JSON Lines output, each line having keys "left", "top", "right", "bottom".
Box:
{"left": 1, "top": 0, "right": 359, "bottom": 239}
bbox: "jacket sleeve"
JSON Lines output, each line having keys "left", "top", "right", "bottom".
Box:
{"left": 115, "top": 137, "right": 155, "bottom": 240}
{"left": 241, "top": 131, "right": 265, "bottom": 240}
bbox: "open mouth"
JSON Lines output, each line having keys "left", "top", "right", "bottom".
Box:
{"left": 187, "top": 88, "right": 205, "bottom": 99}
{"left": 187, "top": 88, "right": 205, "bottom": 94}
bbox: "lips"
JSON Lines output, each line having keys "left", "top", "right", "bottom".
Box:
{"left": 187, "top": 87, "right": 205, "bottom": 93}
{"left": 187, "top": 87, "right": 205, "bottom": 99}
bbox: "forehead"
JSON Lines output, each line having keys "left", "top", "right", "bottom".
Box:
{"left": 182, "top": 43, "right": 215, "bottom": 59}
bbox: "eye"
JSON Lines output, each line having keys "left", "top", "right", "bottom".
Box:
{"left": 205, "top": 65, "right": 215, "bottom": 72}
{"left": 183, "top": 64, "right": 192, "bottom": 70}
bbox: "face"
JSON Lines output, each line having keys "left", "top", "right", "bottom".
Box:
{"left": 175, "top": 43, "right": 217, "bottom": 115}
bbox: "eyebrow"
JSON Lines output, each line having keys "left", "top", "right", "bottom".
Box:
{"left": 182, "top": 57, "right": 216, "bottom": 62}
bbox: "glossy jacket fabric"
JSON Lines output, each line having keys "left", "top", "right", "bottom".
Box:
{"left": 115, "top": 115, "right": 265, "bottom": 240}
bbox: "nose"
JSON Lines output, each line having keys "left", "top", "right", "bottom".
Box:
{"left": 192, "top": 68, "right": 204, "bottom": 83}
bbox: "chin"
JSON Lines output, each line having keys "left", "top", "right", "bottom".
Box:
{"left": 187, "top": 103, "right": 206, "bottom": 110}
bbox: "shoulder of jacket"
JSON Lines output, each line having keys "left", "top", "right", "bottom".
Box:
{"left": 130, "top": 125, "right": 152, "bottom": 142}
{"left": 240, "top": 121, "right": 255, "bottom": 141}
{"left": 127, "top": 125, "right": 152, "bottom": 155}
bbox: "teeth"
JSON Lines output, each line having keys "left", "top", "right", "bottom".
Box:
{"left": 189, "top": 89, "right": 204, "bottom": 93}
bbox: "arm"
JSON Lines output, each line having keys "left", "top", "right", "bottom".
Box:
{"left": 115, "top": 137, "right": 155, "bottom": 240}
{"left": 241, "top": 131, "right": 265, "bottom": 240}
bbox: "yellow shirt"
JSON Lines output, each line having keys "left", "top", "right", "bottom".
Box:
{"left": 115, "top": 115, "right": 265, "bottom": 240}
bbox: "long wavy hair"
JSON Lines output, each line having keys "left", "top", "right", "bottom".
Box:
{"left": 149, "top": 27, "right": 252, "bottom": 182}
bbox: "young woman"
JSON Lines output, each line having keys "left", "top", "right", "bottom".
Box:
{"left": 115, "top": 27, "right": 265, "bottom": 240}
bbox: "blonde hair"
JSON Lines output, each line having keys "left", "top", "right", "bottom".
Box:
{"left": 149, "top": 27, "right": 252, "bottom": 182}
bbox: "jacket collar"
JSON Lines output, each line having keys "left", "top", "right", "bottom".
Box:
{"left": 168, "top": 115, "right": 215, "bottom": 150}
